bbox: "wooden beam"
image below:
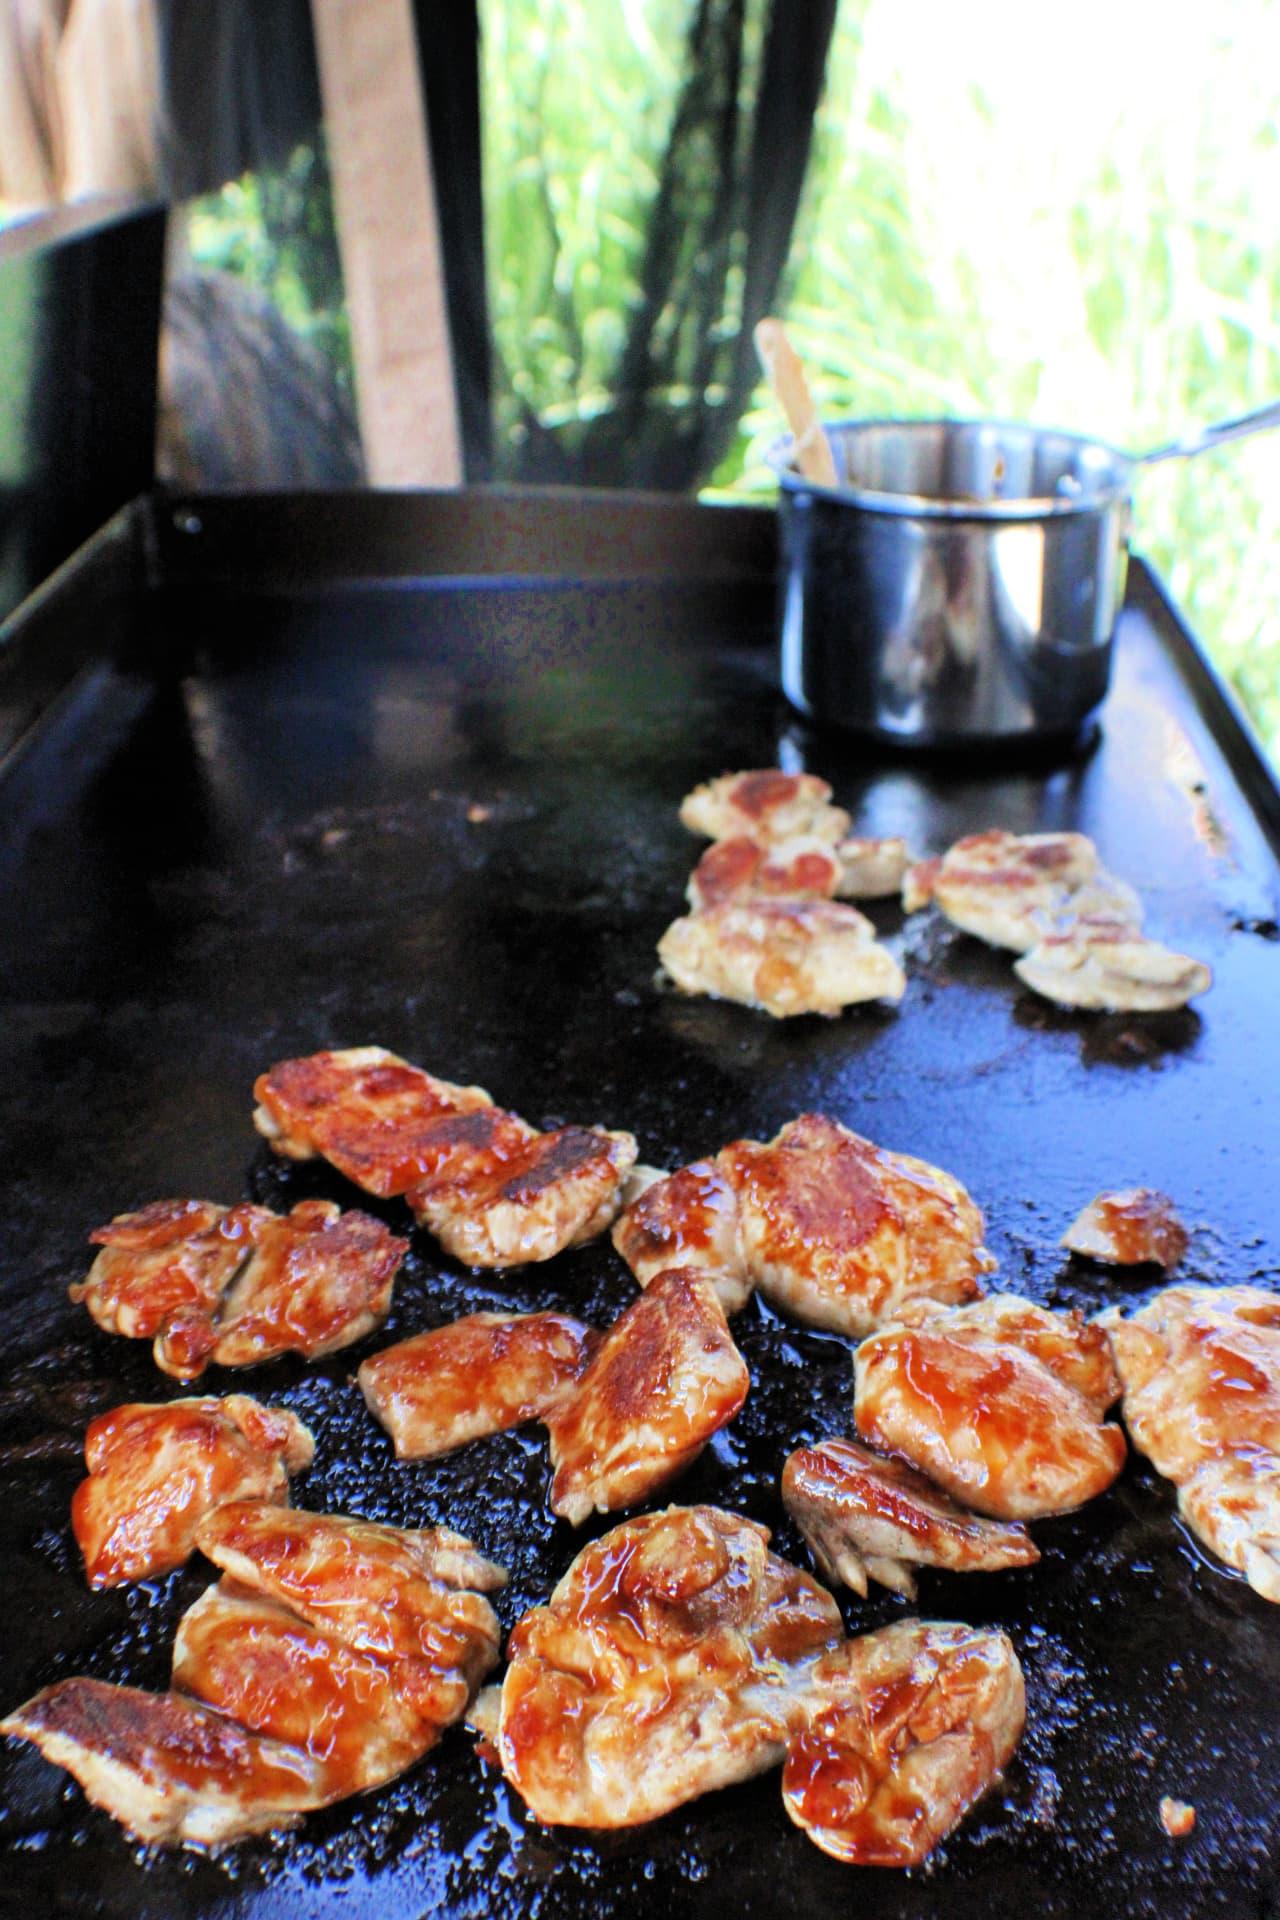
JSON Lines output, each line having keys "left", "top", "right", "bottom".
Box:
{"left": 309, "top": 0, "right": 462, "bottom": 486}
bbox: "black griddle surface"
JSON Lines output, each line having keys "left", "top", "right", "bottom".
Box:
{"left": 0, "top": 551, "right": 1277, "bottom": 1920}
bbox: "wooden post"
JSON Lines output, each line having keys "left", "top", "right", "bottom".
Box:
{"left": 309, "top": 0, "right": 462, "bottom": 486}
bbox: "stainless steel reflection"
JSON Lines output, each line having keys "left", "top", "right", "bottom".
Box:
{"left": 773, "top": 419, "right": 1132, "bottom": 746}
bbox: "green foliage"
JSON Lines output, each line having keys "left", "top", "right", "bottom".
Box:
{"left": 481, "top": 0, "right": 754, "bottom": 460}
{"left": 186, "top": 138, "right": 353, "bottom": 393}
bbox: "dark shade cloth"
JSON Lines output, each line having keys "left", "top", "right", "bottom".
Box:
{"left": 412, "top": 0, "right": 493, "bottom": 480}
{"left": 502, "top": 0, "right": 838, "bottom": 489}
{"left": 152, "top": 0, "right": 323, "bottom": 201}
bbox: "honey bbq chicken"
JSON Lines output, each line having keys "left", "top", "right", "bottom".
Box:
{"left": 1062, "top": 1187, "right": 1188, "bottom": 1268}
{"left": 358, "top": 1271, "right": 748, "bottom": 1524}
{"left": 471, "top": 1505, "right": 1023, "bottom": 1867}
{"left": 1013, "top": 919, "right": 1212, "bottom": 1013}
{"left": 72, "top": 1395, "right": 314, "bottom": 1588}
{"left": 687, "top": 833, "right": 914, "bottom": 913}
{"left": 193, "top": 1503, "right": 506, "bottom": 1723}
{"left": 2, "top": 1505, "right": 506, "bottom": 1845}
{"left": 358, "top": 1310, "right": 599, "bottom": 1459}
{"left": 658, "top": 898, "right": 906, "bottom": 1019}
{"left": 171, "top": 1584, "right": 433, "bottom": 1797}
{"left": 545, "top": 1269, "right": 750, "bottom": 1524}
{"left": 0, "top": 1680, "right": 340, "bottom": 1847}
{"left": 71, "top": 1196, "right": 407, "bottom": 1381}
{"left": 253, "top": 1048, "right": 636, "bottom": 1266}
{"left": 855, "top": 1294, "right": 1127, "bottom": 1520}
{"left": 174, "top": 1506, "right": 505, "bottom": 1789}
{"left": 679, "top": 770, "right": 852, "bottom": 846}
{"left": 468, "top": 1505, "right": 845, "bottom": 1827}
{"left": 902, "top": 828, "right": 1210, "bottom": 1012}
{"left": 782, "top": 1619, "right": 1025, "bottom": 1866}
{"left": 782, "top": 1437, "right": 1038, "bottom": 1599}
{"left": 1100, "top": 1284, "right": 1280, "bottom": 1602}
{"left": 610, "top": 1156, "right": 751, "bottom": 1313}
{"left": 901, "top": 829, "right": 1140, "bottom": 952}
{"left": 725, "top": 1115, "right": 993, "bottom": 1337}
{"left": 612, "top": 1113, "right": 994, "bottom": 1337}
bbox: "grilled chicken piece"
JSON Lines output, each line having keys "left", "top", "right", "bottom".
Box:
{"left": 173, "top": 1583, "right": 441, "bottom": 1794}
{"left": 902, "top": 854, "right": 943, "bottom": 914}
{"left": 782, "top": 1438, "right": 1038, "bottom": 1599}
{"left": 545, "top": 1269, "right": 750, "bottom": 1524}
{"left": 680, "top": 770, "right": 851, "bottom": 846}
{"left": 195, "top": 1504, "right": 505, "bottom": 1725}
{"left": 1100, "top": 1285, "right": 1280, "bottom": 1601}
{"left": 74, "top": 1198, "right": 406, "bottom": 1382}
{"left": 72, "top": 1396, "right": 314, "bottom": 1588}
{"left": 0, "top": 1679, "right": 337, "bottom": 1846}
{"left": 855, "top": 1294, "right": 1126, "bottom": 1520}
{"left": 3, "top": 1505, "right": 508, "bottom": 1847}
{"left": 610, "top": 1157, "right": 752, "bottom": 1313}
{"left": 687, "top": 833, "right": 915, "bottom": 912}
{"left": 71, "top": 1199, "right": 268, "bottom": 1341}
{"left": 686, "top": 833, "right": 843, "bottom": 910}
{"left": 252, "top": 1046, "right": 493, "bottom": 1193}
{"left": 658, "top": 898, "right": 906, "bottom": 1018}
{"left": 358, "top": 1311, "right": 598, "bottom": 1459}
{"left": 408, "top": 1124, "right": 638, "bottom": 1267}
{"left": 904, "top": 829, "right": 1140, "bottom": 953}
{"left": 1062, "top": 1188, "right": 1188, "bottom": 1268}
{"left": 255, "top": 1048, "right": 637, "bottom": 1267}
{"left": 160, "top": 1200, "right": 406, "bottom": 1380}
{"left": 782, "top": 1620, "right": 1025, "bottom": 1866}
{"left": 469, "top": 1504, "right": 845, "bottom": 1827}
{"left": 723, "top": 1114, "right": 993, "bottom": 1337}
{"left": 1015, "top": 919, "right": 1211, "bottom": 1011}
{"left": 835, "top": 835, "right": 913, "bottom": 900}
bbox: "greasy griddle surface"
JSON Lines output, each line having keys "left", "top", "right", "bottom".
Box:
{"left": 0, "top": 574, "right": 1277, "bottom": 1920}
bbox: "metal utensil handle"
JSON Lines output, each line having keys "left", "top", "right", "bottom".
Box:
{"left": 1138, "top": 397, "right": 1280, "bottom": 468}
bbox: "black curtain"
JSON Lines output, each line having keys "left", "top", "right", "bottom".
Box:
{"left": 151, "top": 0, "right": 494, "bottom": 481}
{"left": 505, "top": 0, "right": 838, "bottom": 490}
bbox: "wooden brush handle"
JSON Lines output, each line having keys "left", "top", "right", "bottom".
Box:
{"left": 754, "top": 317, "right": 839, "bottom": 488}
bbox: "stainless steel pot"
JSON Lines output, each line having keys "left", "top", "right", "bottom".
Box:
{"left": 770, "top": 409, "right": 1278, "bottom": 748}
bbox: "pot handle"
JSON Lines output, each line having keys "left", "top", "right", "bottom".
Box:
{"left": 1137, "top": 397, "right": 1280, "bottom": 468}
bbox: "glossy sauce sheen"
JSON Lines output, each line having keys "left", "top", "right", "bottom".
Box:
{"left": 173, "top": 1584, "right": 438, "bottom": 1792}
{"left": 1107, "top": 1286, "right": 1280, "bottom": 1473}
{"left": 782, "top": 1436, "right": 1038, "bottom": 1581}
{"left": 72, "top": 1396, "right": 313, "bottom": 1586}
{"left": 254, "top": 1052, "right": 494, "bottom": 1196}
{"left": 727, "top": 1114, "right": 991, "bottom": 1335}
{"left": 782, "top": 1622, "right": 1025, "bottom": 1867}
{"left": 72, "top": 1198, "right": 407, "bottom": 1380}
{"left": 73, "top": 1200, "right": 269, "bottom": 1338}
{"left": 194, "top": 1504, "right": 504, "bottom": 1723}
{"left": 612, "top": 1159, "right": 744, "bottom": 1288}
{"left": 855, "top": 1304, "right": 1127, "bottom": 1520}
{"left": 157, "top": 1201, "right": 406, "bottom": 1380}
{"left": 494, "top": 1507, "right": 844, "bottom": 1829}
{"left": 546, "top": 1271, "right": 750, "bottom": 1524}
{"left": 0, "top": 1679, "right": 335, "bottom": 1845}
{"left": 358, "top": 1312, "right": 599, "bottom": 1459}
{"left": 1065, "top": 1189, "right": 1189, "bottom": 1267}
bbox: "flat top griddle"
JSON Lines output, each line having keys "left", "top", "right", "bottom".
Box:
{"left": 0, "top": 496, "right": 1277, "bottom": 1920}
